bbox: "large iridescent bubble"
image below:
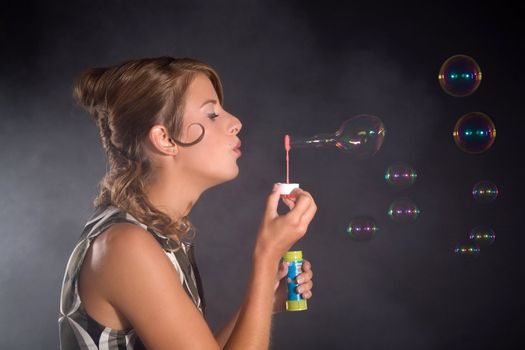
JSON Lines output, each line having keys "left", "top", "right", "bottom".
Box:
{"left": 453, "top": 112, "right": 496, "bottom": 154}
{"left": 346, "top": 216, "right": 379, "bottom": 241}
{"left": 472, "top": 180, "right": 499, "bottom": 203}
{"left": 468, "top": 226, "right": 495, "bottom": 246}
{"left": 438, "top": 54, "right": 482, "bottom": 97}
{"left": 384, "top": 162, "right": 417, "bottom": 189}
{"left": 289, "top": 114, "right": 386, "bottom": 159}
{"left": 333, "top": 114, "right": 386, "bottom": 158}
{"left": 454, "top": 241, "right": 481, "bottom": 257}
{"left": 387, "top": 198, "right": 420, "bottom": 223}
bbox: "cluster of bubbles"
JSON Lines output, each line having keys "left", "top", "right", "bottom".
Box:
{"left": 347, "top": 162, "right": 420, "bottom": 241}
{"left": 438, "top": 55, "right": 499, "bottom": 257}
{"left": 312, "top": 55, "right": 498, "bottom": 249}
{"left": 386, "top": 163, "right": 420, "bottom": 226}
{"left": 454, "top": 226, "right": 496, "bottom": 257}
{"left": 438, "top": 55, "right": 497, "bottom": 154}
{"left": 455, "top": 180, "right": 499, "bottom": 257}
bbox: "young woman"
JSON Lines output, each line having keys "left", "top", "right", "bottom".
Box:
{"left": 59, "top": 56, "right": 317, "bottom": 349}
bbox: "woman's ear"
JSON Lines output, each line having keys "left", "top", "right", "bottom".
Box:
{"left": 148, "top": 125, "right": 178, "bottom": 156}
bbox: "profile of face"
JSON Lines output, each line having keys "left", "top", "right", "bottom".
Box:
{"left": 174, "top": 73, "right": 243, "bottom": 188}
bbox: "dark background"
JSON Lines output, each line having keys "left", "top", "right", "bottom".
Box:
{"left": 1, "top": 1, "right": 524, "bottom": 349}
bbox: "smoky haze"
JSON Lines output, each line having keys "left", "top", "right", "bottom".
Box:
{"left": 1, "top": 1, "right": 523, "bottom": 349}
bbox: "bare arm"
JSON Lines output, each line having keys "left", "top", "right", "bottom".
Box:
{"left": 225, "top": 185, "right": 317, "bottom": 349}
{"left": 215, "top": 308, "right": 240, "bottom": 348}
{"left": 216, "top": 258, "right": 316, "bottom": 348}
{"left": 223, "top": 256, "right": 279, "bottom": 350}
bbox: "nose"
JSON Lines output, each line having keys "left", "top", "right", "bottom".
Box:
{"left": 229, "top": 115, "right": 242, "bottom": 135}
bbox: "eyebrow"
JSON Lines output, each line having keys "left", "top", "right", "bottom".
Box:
{"left": 200, "top": 99, "right": 217, "bottom": 108}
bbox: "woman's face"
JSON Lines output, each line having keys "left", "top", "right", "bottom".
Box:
{"left": 175, "top": 73, "right": 242, "bottom": 188}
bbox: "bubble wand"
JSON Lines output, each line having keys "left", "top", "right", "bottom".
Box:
{"left": 278, "top": 135, "right": 299, "bottom": 197}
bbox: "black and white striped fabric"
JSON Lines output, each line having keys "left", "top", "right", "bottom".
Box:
{"left": 58, "top": 205, "right": 205, "bottom": 349}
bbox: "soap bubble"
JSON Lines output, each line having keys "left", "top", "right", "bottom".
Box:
{"left": 453, "top": 112, "right": 496, "bottom": 154}
{"left": 472, "top": 180, "right": 498, "bottom": 202}
{"left": 384, "top": 162, "right": 417, "bottom": 188}
{"left": 468, "top": 226, "right": 495, "bottom": 246}
{"left": 346, "top": 216, "right": 379, "bottom": 241}
{"left": 289, "top": 114, "right": 386, "bottom": 159}
{"left": 387, "top": 198, "right": 420, "bottom": 223}
{"left": 438, "top": 54, "right": 482, "bottom": 97}
{"left": 454, "top": 241, "right": 481, "bottom": 257}
{"left": 334, "top": 115, "right": 386, "bottom": 158}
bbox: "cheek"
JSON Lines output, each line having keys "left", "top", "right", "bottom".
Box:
{"left": 179, "top": 138, "right": 219, "bottom": 167}
{"left": 184, "top": 123, "right": 206, "bottom": 143}
{"left": 180, "top": 146, "right": 209, "bottom": 166}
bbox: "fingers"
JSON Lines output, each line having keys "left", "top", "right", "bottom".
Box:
{"left": 257, "top": 186, "right": 316, "bottom": 260}
{"left": 296, "top": 261, "right": 313, "bottom": 284}
{"left": 296, "top": 279, "right": 313, "bottom": 299}
{"left": 302, "top": 259, "right": 312, "bottom": 273}
{"left": 296, "top": 282, "right": 313, "bottom": 299}
{"left": 300, "top": 199, "right": 317, "bottom": 226}
{"left": 285, "top": 189, "right": 317, "bottom": 233}
{"left": 290, "top": 188, "right": 315, "bottom": 215}
{"left": 296, "top": 259, "right": 313, "bottom": 299}
{"left": 281, "top": 196, "right": 296, "bottom": 210}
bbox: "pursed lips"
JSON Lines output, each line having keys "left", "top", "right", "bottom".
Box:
{"left": 233, "top": 140, "right": 241, "bottom": 151}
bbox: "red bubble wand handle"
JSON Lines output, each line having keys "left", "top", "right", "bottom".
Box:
{"left": 285, "top": 134, "right": 291, "bottom": 184}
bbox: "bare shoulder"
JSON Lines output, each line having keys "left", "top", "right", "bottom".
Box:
{"left": 89, "top": 222, "right": 176, "bottom": 303}
{"left": 86, "top": 222, "right": 219, "bottom": 349}
{"left": 78, "top": 223, "right": 162, "bottom": 329}
{"left": 84, "top": 223, "right": 164, "bottom": 285}
{"left": 92, "top": 222, "right": 164, "bottom": 267}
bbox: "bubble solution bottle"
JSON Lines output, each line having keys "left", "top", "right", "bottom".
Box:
{"left": 283, "top": 250, "right": 308, "bottom": 311}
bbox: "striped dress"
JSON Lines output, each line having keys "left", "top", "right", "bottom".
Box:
{"left": 58, "top": 205, "right": 205, "bottom": 349}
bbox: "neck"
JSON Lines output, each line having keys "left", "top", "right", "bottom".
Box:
{"left": 145, "top": 169, "right": 207, "bottom": 224}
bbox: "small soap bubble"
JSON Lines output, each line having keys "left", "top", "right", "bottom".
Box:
{"left": 472, "top": 180, "right": 498, "bottom": 202}
{"left": 384, "top": 162, "right": 417, "bottom": 188}
{"left": 387, "top": 198, "right": 420, "bottom": 223}
{"left": 438, "top": 54, "right": 482, "bottom": 97}
{"left": 468, "top": 226, "right": 495, "bottom": 246}
{"left": 346, "top": 216, "right": 379, "bottom": 241}
{"left": 454, "top": 241, "right": 481, "bottom": 257}
{"left": 453, "top": 112, "right": 496, "bottom": 154}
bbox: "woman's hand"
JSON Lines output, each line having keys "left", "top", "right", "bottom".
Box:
{"left": 272, "top": 259, "right": 314, "bottom": 314}
{"left": 254, "top": 184, "right": 317, "bottom": 263}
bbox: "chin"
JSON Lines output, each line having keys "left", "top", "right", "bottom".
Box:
{"left": 224, "top": 167, "right": 240, "bottom": 182}
{"left": 209, "top": 167, "right": 240, "bottom": 188}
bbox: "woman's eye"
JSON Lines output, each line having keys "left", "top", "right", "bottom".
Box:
{"left": 208, "top": 112, "right": 219, "bottom": 121}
